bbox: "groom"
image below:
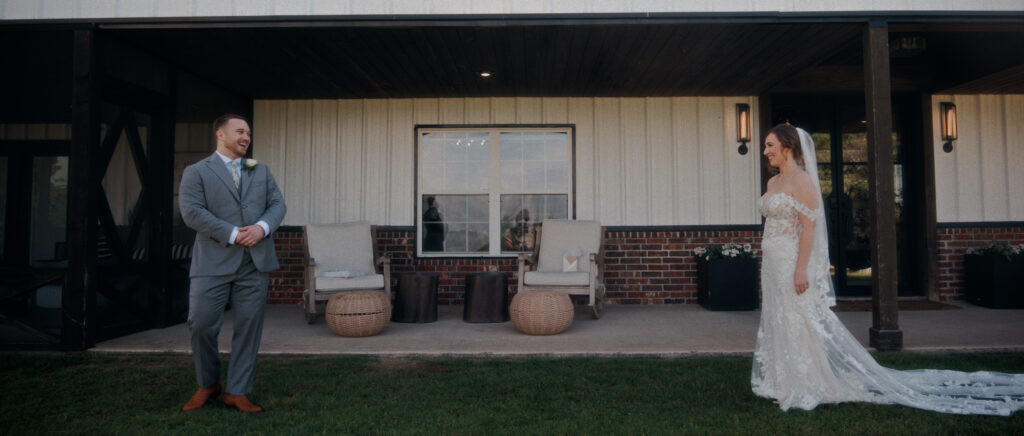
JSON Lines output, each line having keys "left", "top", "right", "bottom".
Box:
{"left": 178, "top": 114, "right": 286, "bottom": 413}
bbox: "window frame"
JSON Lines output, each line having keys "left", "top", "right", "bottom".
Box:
{"left": 414, "top": 124, "right": 576, "bottom": 258}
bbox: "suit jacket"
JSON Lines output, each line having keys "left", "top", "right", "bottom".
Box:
{"left": 179, "top": 153, "right": 287, "bottom": 277}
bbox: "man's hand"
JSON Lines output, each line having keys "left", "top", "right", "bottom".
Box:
{"left": 236, "top": 225, "right": 266, "bottom": 247}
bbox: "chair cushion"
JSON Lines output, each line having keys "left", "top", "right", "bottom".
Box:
{"left": 524, "top": 271, "right": 590, "bottom": 287}
{"left": 537, "top": 220, "right": 602, "bottom": 273}
{"left": 315, "top": 273, "right": 385, "bottom": 291}
{"left": 306, "top": 221, "right": 376, "bottom": 274}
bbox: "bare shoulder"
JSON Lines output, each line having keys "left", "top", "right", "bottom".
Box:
{"left": 791, "top": 170, "right": 820, "bottom": 209}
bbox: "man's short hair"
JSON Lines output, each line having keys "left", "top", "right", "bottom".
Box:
{"left": 212, "top": 113, "right": 250, "bottom": 134}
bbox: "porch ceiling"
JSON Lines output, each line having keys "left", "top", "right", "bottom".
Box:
{"left": 116, "top": 23, "right": 869, "bottom": 99}
{"left": 113, "top": 22, "right": 1024, "bottom": 100}
{"left": 2, "top": 21, "right": 1023, "bottom": 124}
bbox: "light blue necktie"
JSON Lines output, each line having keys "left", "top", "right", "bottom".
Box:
{"left": 230, "top": 160, "right": 241, "bottom": 189}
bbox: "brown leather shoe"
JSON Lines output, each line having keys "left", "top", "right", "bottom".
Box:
{"left": 223, "top": 393, "right": 263, "bottom": 413}
{"left": 181, "top": 382, "right": 222, "bottom": 412}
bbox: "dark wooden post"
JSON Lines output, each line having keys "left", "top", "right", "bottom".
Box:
{"left": 863, "top": 21, "right": 902, "bottom": 351}
{"left": 920, "top": 94, "right": 940, "bottom": 302}
{"left": 66, "top": 28, "right": 100, "bottom": 350}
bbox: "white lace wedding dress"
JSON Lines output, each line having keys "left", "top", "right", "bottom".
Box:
{"left": 750, "top": 129, "right": 1024, "bottom": 416}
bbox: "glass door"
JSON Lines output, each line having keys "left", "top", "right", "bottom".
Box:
{"left": 773, "top": 95, "right": 916, "bottom": 297}
{"left": 0, "top": 140, "right": 70, "bottom": 344}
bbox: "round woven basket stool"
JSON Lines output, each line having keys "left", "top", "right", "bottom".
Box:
{"left": 510, "top": 290, "right": 574, "bottom": 335}
{"left": 325, "top": 291, "right": 391, "bottom": 337}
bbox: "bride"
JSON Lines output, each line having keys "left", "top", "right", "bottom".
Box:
{"left": 752, "top": 123, "right": 1024, "bottom": 415}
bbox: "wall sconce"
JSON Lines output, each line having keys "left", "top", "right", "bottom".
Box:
{"left": 939, "top": 102, "right": 957, "bottom": 153}
{"left": 736, "top": 103, "right": 751, "bottom": 155}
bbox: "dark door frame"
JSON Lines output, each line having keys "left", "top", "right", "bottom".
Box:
{"left": 65, "top": 28, "right": 176, "bottom": 349}
{"left": 763, "top": 92, "right": 932, "bottom": 299}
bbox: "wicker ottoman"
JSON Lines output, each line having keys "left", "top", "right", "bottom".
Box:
{"left": 510, "top": 290, "right": 574, "bottom": 335}
{"left": 325, "top": 291, "right": 391, "bottom": 337}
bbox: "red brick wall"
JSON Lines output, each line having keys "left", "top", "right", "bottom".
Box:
{"left": 269, "top": 227, "right": 761, "bottom": 305}
{"left": 604, "top": 230, "right": 761, "bottom": 304}
{"left": 937, "top": 225, "right": 1024, "bottom": 301}
{"left": 268, "top": 230, "right": 307, "bottom": 304}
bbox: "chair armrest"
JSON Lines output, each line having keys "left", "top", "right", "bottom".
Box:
{"left": 517, "top": 253, "right": 535, "bottom": 294}
{"left": 378, "top": 254, "right": 393, "bottom": 299}
{"left": 305, "top": 257, "right": 317, "bottom": 292}
{"left": 518, "top": 252, "right": 537, "bottom": 266}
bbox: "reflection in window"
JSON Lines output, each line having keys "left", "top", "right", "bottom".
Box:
{"left": 500, "top": 194, "right": 568, "bottom": 253}
{"left": 30, "top": 157, "right": 68, "bottom": 261}
{"left": 500, "top": 132, "right": 569, "bottom": 191}
{"left": 421, "top": 131, "right": 489, "bottom": 192}
{"left": 417, "top": 127, "right": 573, "bottom": 257}
{"left": 421, "top": 194, "right": 489, "bottom": 254}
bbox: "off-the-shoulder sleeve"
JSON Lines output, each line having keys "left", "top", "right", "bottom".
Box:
{"left": 786, "top": 195, "right": 823, "bottom": 221}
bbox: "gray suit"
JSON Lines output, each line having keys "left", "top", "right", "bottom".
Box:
{"left": 179, "top": 153, "right": 286, "bottom": 395}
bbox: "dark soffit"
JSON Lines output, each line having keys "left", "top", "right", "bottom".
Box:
{"left": 114, "top": 23, "right": 865, "bottom": 99}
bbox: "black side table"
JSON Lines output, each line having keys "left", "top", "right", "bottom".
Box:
{"left": 463, "top": 272, "right": 510, "bottom": 323}
{"left": 392, "top": 272, "right": 439, "bottom": 323}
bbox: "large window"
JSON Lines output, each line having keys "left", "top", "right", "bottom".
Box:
{"left": 417, "top": 127, "right": 573, "bottom": 257}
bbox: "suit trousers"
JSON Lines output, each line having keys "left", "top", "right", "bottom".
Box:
{"left": 188, "top": 249, "right": 269, "bottom": 395}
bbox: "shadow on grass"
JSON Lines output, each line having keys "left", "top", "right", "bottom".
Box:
{"left": 1, "top": 353, "right": 1023, "bottom": 435}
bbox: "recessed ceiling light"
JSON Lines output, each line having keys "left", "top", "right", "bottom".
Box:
{"left": 479, "top": 71, "right": 492, "bottom": 78}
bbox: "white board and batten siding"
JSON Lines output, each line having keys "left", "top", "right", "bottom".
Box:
{"left": 932, "top": 95, "right": 1024, "bottom": 223}
{"left": 253, "top": 97, "right": 762, "bottom": 227}
{"left": 4, "top": 0, "right": 1023, "bottom": 20}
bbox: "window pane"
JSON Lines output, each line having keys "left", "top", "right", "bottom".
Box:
{"left": 501, "top": 162, "right": 521, "bottom": 189}
{"left": 543, "top": 195, "right": 568, "bottom": 220}
{"left": 546, "top": 164, "right": 568, "bottom": 189}
{"left": 467, "top": 195, "right": 489, "bottom": 221}
{"left": 446, "top": 223, "right": 467, "bottom": 252}
{"left": 421, "top": 194, "right": 488, "bottom": 254}
{"left": 421, "top": 162, "right": 443, "bottom": 192}
{"left": 30, "top": 157, "right": 69, "bottom": 262}
{"left": 500, "top": 194, "right": 569, "bottom": 253}
{"left": 427, "top": 132, "right": 490, "bottom": 190}
{"left": 467, "top": 223, "right": 489, "bottom": 252}
{"left": 421, "top": 133, "right": 443, "bottom": 162}
{"left": 444, "top": 161, "right": 467, "bottom": 190}
{"left": 501, "top": 131, "right": 569, "bottom": 191}
{"left": 523, "top": 161, "right": 545, "bottom": 190}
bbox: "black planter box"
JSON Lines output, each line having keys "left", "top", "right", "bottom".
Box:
{"left": 964, "top": 254, "right": 1024, "bottom": 309}
{"left": 697, "top": 257, "right": 759, "bottom": 311}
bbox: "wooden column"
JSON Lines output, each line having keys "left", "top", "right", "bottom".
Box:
{"left": 66, "top": 28, "right": 100, "bottom": 350}
{"left": 920, "top": 94, "right": 940, "bottom": 302}
{"left": 863, "top": 21, "right": 902, "bottom": 351}
{"left": 153, "top": 69, "right": 177, "bottom": 328}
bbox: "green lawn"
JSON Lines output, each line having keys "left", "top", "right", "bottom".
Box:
{"left": 2, "top": 352, "right": 1024, "bottom": 435}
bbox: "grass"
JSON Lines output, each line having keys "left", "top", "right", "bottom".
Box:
{"left": 2, "top": 352, "right": 1024, "bottom": 435}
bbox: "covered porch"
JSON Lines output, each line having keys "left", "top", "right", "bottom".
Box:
{"left": 2, "top": 12, "right": 1023, "bottom": 351}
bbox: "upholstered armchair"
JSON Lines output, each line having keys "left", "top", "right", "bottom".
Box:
{"left": 302, "top": 221, "right": 391, "bottom": 324}
{"left": 516, "top": 219, "right": 606, "bottom": 319}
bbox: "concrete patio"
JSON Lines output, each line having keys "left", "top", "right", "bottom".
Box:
{"left": 91, "top": 301, "right": 1024, "bottom": 357}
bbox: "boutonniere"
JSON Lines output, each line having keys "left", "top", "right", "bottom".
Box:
{"left": 243, "top": 159, "right": 258, "bottom": 172}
